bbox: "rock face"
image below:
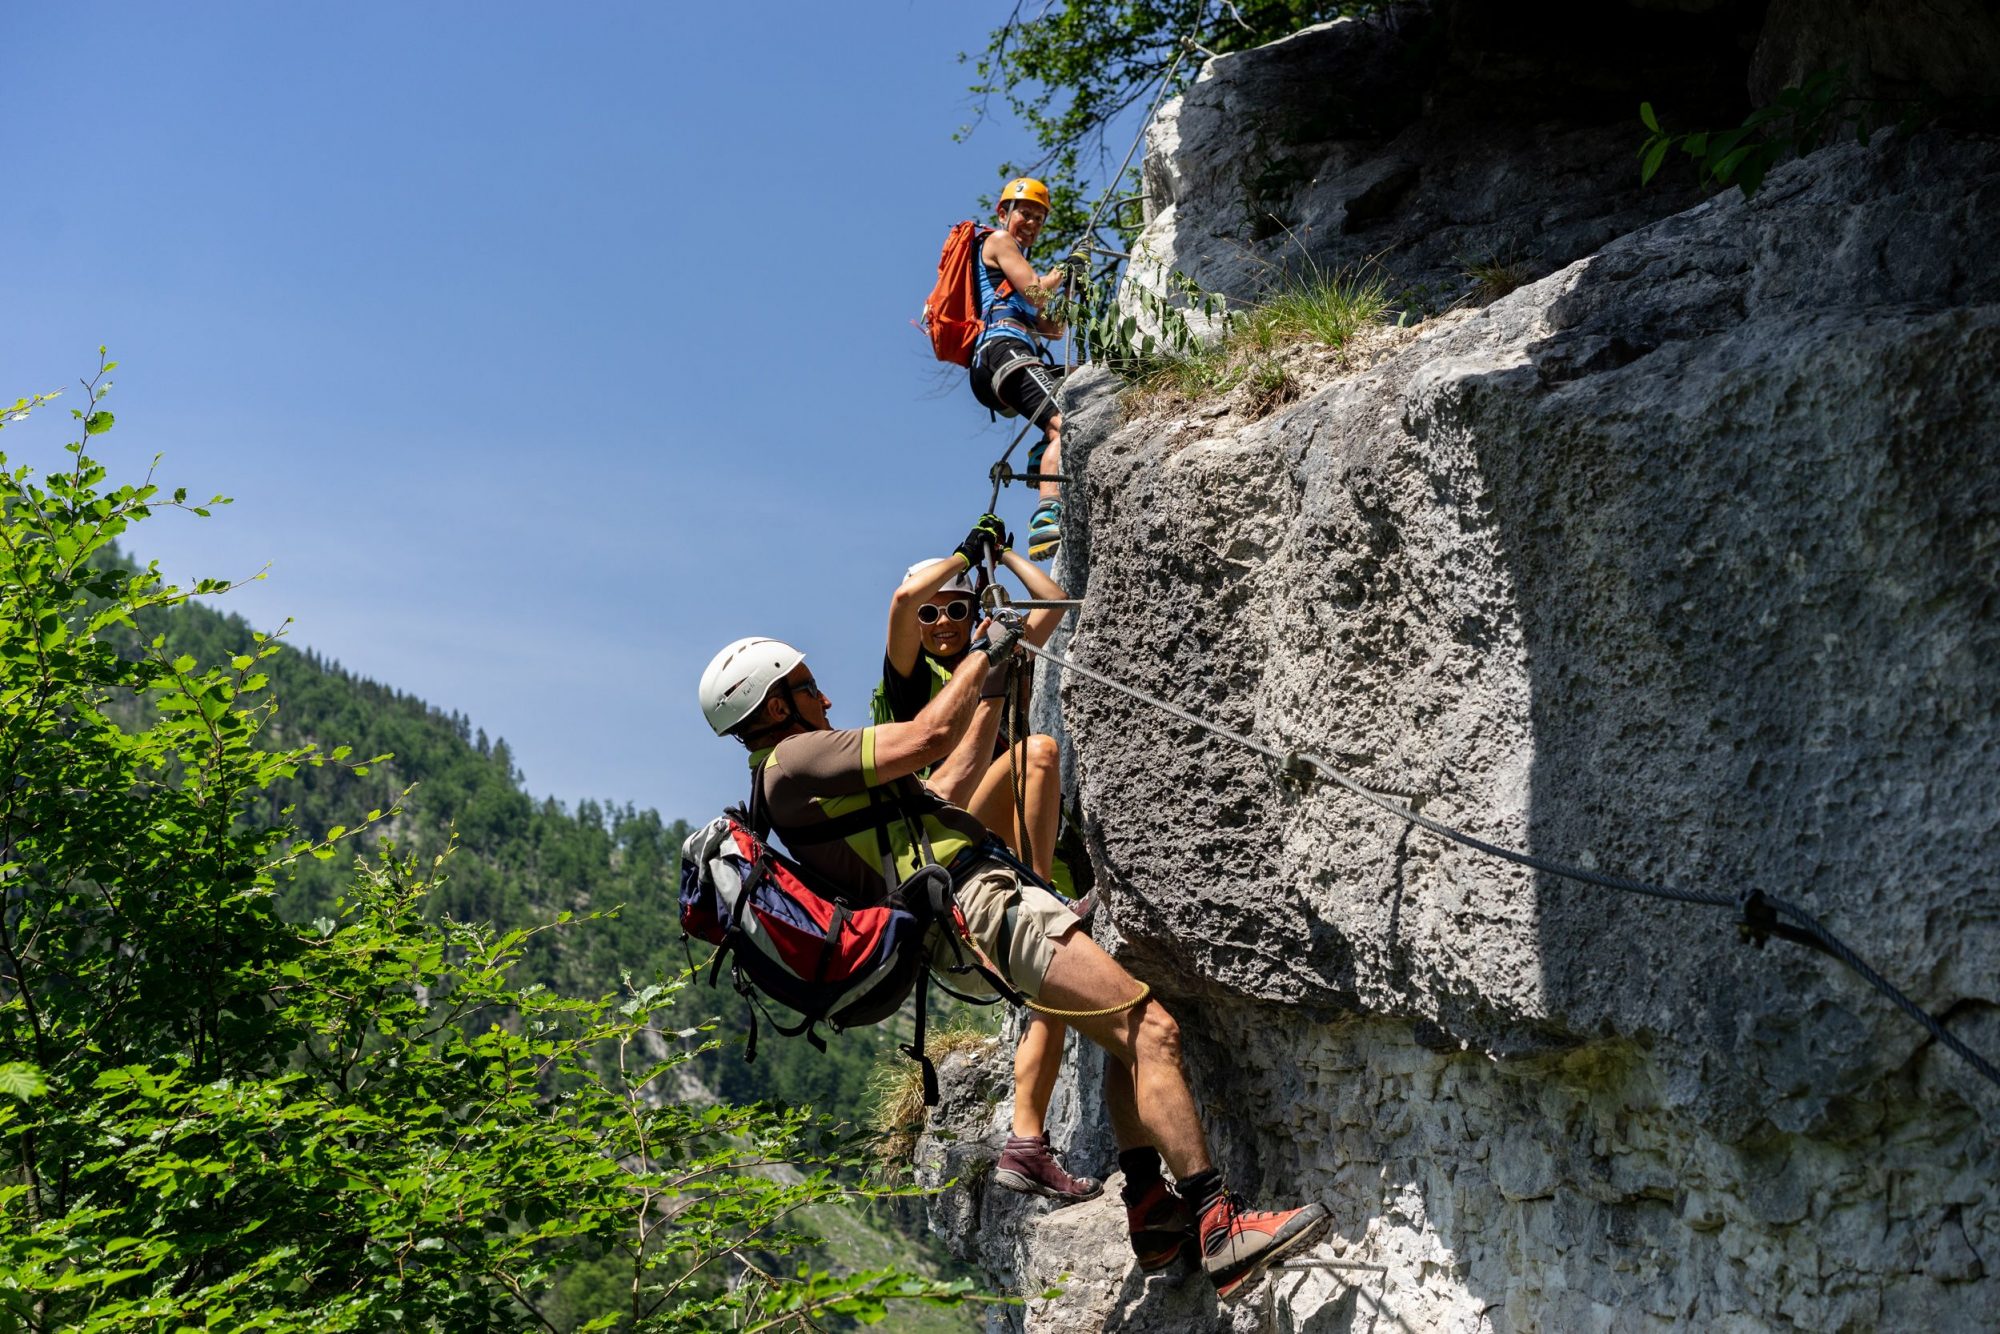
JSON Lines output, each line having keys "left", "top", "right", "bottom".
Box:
{"left": 1125, "top": 0, "right": 2000, "bottom": 327}
{"left": 1751, "top": 0, "right": 2000, "bottom": 107}
{"left": 917, "top": 53, "right": 2000, "bottom": 1334}
{"left": 1125, "top": 2, "right": 1754, "bottom": 326}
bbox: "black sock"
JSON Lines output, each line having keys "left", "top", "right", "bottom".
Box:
{"left": 1117, "top": 1146, "right": 1164, "bottom": 1198}
{"left": 1178, "top": 1168, "right": 1224, "bottom": 1215}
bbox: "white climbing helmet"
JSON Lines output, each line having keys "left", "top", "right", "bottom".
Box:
{"left": 905, "top": 560, "right": 976, "bottom": 597}
{"left": 699, "top": 636, "right": 806, "bottom": 736}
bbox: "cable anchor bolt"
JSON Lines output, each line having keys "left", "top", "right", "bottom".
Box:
{"left": 1277, "top": 751, "right": 1317, "bottom": 791}
{"left": 1734, "top": 888, "right": 1835, "bottom": 959}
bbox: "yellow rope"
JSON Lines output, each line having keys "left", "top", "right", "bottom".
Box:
{"left": 1026, "top": 981, "right": 1150, "bottom": 1019}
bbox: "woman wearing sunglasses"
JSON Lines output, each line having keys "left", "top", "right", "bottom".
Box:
{"left": 872, "top": 515, "right": 1096, "bottom": 1203}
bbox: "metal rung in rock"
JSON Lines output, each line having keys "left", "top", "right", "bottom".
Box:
{"left": 1278, "top": 1259, "right": 1388, "bottom": 1273}
{"left": 988, "top": 460, "right": 1070, "bottom": 489}
{"left": 980, "top": 585, "right": 1083, "bottom": 614}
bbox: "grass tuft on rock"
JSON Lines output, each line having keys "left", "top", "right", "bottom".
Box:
{"left": 1120, "top": 266, "right": 1387, "bottom": 413}
{"left": 1462, "top": 256, "right": 1531, "bottom": 302}
{"left": 868, "top": 1025, "right": 997, "bottom": 1167}
{"left": 1241, "top": 268, "right": 1389, "bottom": 352}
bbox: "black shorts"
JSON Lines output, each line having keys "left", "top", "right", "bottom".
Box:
{"left": 969, "top": 338, "right": 1062, "bottom": 430}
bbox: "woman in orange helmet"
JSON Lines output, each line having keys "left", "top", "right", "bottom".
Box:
{"left": 969, "top": 177, "right": 1084, "bottom": 561}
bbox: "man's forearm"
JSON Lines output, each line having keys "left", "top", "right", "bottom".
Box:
{"left": 928, "top": 696, "right": 1002, "bottom": 804}
{"left": 917, "top": 652, "right": 989, "bottom": 769}
{"left": 1002, "top": 549, "right": 1069, "bottom": 646}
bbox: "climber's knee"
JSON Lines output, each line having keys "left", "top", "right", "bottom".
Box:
{"left": 1132, "top": 999, "right": 1183, "bottom": 1070}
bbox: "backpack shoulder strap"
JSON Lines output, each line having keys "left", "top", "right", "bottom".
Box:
{"left": 743, "top": 756, "right": 774, "bottom": 842}
{"left": 972, "top": 223, "right": 1014, "bottom": 305}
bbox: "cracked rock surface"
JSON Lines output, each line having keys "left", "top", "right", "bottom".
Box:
{"left": 921, "top": 129, "right": 2000, "bottom": 1333}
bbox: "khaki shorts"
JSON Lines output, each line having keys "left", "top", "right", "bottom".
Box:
{"left": 926, "top": 859, "right": 1079, "bottom": 1000}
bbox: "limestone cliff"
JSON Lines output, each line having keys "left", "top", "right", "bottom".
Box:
{"left": 916, "top": 6, "right": 2000, "bottom": 1330}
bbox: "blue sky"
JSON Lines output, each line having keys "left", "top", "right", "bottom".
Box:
{"left": 3, "top": 3, "right": 1112, "bottom": 821}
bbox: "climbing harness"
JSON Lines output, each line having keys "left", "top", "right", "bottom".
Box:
{"left": 1015, "top": 637, "right": 2000, "bottom": 1092}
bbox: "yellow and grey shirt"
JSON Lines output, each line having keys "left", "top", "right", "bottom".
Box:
{"left": 752, "top": 725, "right": 989, "bottom": 900}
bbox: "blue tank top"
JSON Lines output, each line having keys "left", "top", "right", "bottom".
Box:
{"left": 974, "top": 234, "right": 1042, "bottom": 355}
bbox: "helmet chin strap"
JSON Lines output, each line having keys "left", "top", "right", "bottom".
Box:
{"left": 738, "top": 678, "right": 824, "bottom": 747}
{"left": 775, "top": 678, "right": 833, "bottom": 733}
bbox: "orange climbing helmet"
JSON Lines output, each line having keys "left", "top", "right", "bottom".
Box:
{"left": 998, "top": 177, "right": 1051, "bottom": 212}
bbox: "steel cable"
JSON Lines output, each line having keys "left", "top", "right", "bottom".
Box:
{"left": 1020, "top": 638, "right": 2000, "bottom": 1092}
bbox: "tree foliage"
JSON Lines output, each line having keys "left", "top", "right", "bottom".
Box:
{"left": 1638, "top": 68, "right": 1934, "bottom": 200}
{"left": 961, "top": 1, "right": 1371, "bottom": 246}
{"left": 0, "top": 359, "right": 982, "bottom": 1331}
{"left": 126, "top": 510, "right": 909, "bottom": 1123}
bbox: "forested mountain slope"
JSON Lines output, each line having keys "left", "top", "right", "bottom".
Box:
{"left": 140, "top": 588, "right": 901, "bottom": 1117}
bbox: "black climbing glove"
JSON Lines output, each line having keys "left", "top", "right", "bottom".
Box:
{"left": 953, "top": 523, "right": 992, "bottom": 571}
{"left": 955, "top": 514, "right": 1010, "bottom": 569}
{"left": 978, "top": 611, "right": 1024, "bottom": 665}
{"left": 975, "top": 512, "right": 1012, "bottom": 556}
{"left": 1060, "top": 248, "right": 1091, "bottom": 285}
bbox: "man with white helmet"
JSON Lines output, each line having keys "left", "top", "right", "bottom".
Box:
{"left": 697, "top": 631, "right": 1330, "bottom": 1301}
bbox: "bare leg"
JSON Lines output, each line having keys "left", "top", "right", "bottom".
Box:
{"left": 966, "top": 735, "right": 1061, "bottom": 881}
{"left": 1020, "top": 735, "right": 1060, "bottom": 881}
{"left": 1036, "top": 927, "right": 1212, "bottom": 1179}
{"left": 1101, "top": 1052, "right": 1142, "bottom": 1150}
{"left": 1037, "top": 417, "right": 1063, "bottom": 503}
{"left": 1011, "top": 1012, "right": 1067, "bottom": 1138}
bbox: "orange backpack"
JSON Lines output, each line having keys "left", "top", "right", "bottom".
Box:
{"left": 921, "top": 221, "right": 1010, "bottom": 366}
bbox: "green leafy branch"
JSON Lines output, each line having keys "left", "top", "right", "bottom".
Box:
{"left": 959, "top": 2, "right": 1377, "bottom": 251}
{"left": 1639, "top": 68, "right": 1930, "bottom": 199}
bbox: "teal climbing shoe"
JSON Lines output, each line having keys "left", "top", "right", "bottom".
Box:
{"left": 1027, "top": 499, "right": 1062, "bottom": 561}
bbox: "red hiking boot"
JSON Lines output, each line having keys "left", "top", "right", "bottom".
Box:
{"left": 994, "top": 1135, "right": 1102, "bottom": 1204}
{"left": 1196, "top": 1192, "right": 1330, "bottom": 1301}
{"left": 1123, "top": 1174, "right": 1196, "bottom": 1272}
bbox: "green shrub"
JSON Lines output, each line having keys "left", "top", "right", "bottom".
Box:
{"left": 0, "top": 356, "right": 984, "bottom": 1332}
{"left": 1637, "top": 68, "right": 1934, "bottom": 199}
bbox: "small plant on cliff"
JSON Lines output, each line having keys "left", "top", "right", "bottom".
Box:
{"left": 1243, "top": 358, "right": 1301, "bottom": 416}
{"left": 1240, "top": 264, "right": 1388, "bottom": 351}
{"left": 1069, "top": 258, "right": 1385, "bottom": 411}
{"left": 1459, "top": 252, "right": 1531, "bottom": 303}
{"left": 1638, "top": 67, "right": 1932, "bottom": 199}
{"left": 1058, "top": 258, "right": 1232, "bottom": 373}
{"left": 866, "top": 1026, "right": 997, "bottom": 1170}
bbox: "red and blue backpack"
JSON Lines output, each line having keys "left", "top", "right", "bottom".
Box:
{"left": 678, "top": 763, "right": 1017, "bottom": 1103}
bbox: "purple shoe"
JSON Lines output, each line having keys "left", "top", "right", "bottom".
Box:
{"left": 994, "top": 1134, "right": 1103, "bottom": 1204}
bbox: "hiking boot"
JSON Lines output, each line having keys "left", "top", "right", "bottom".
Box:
{"left": 994, "top": 1134, "right": 1102, "bottom": 1203}
{"left": 1197, "top": 1192, "right": 1330, "bottom": 1302}
{"left": 1026, "top": 500, "right": 1061, "bottom": 561}
{"left": 1123, "top": 1174, "right": 1197, "bottom": 1273}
